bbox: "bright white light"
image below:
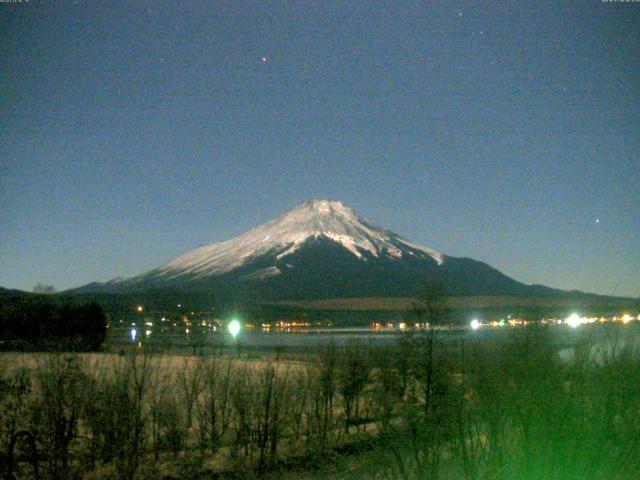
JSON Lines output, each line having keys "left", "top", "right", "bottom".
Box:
{"left": 228, "top": 319, "right": 241, "bottom": 338}
{"left": 470, "top": 319, "right": 481, "bottom": 330}
{"left": 145, "top": 329, "right": 151, "bottom": 337}
{"left": 566, "top": 313, "right": 582, "bottom": 328}
{"left": 130, "top": 328, "right": 137, "bottom": 342}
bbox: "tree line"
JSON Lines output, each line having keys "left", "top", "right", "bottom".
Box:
{"left": 0, "top": 291, "right": 107, "bottom": 351}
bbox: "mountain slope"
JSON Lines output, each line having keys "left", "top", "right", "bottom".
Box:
{"left": 143, "top": 199, "right": 443, "bottom": 280}
{"left": 75, "top": 199, "right": 564, "bottom": 300}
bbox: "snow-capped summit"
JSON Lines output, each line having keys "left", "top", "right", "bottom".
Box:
{"left": 145, "top": 199, "right": 443, "bottom": 281}
{"left": 76, "top": 199, "right": 546, "bottom": 300}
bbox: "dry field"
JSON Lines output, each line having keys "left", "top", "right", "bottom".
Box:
{"left": 0, "top": 351, "right": 306, "bottom": 377}
{"left": 2, "top": 329, "right": 640, "bottom": 479}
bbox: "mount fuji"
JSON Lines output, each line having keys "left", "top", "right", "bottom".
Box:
{"left": 76, "top": 200, "right": 560, "bottom": 300}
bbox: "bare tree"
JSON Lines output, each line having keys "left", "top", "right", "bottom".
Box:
{"left": 307, "top": 343, "right": 338, "bottom": 449}
{"left": 289, "top": 368, "right": 312, "bottom": 443}
{"left": 201, "top": 356, "right": 234, "bottom": 452}
{"left": 32, "top": 355, "right": 87, "bottom": 480}
{"left": 397, "top": 284, "right": 451, "bottom": 479}
{"left": 409, "top": 284, "right": 449, "bottom": 417}
{"left": 229, "top": 366, "right": 255, "bottom": 459}
{"left": 337, "top": 341, "right": 370, "bottom": 433}
{"left": 33, "top": 283, "right": 56, "bottom": 294}
{"left": 0, "top": 365, "right": 37, "bottom": 478}
{"left": 253, "top": 363, "right": 289, "bottom": 469}
{"left": 371, "top": 345, "right": 405, "bottom": 427}
{"left": 83, "top": 351, "right": 154, "bottom": 480}
{"left": 177, "top": 357, "right": 204, "bottom": 432}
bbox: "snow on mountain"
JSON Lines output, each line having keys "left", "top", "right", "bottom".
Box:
{"left": 142, "top": 199, "right": 443, "bottom": 281}
{"left": 74, "top": 199, "right": 576, "bottom": 300}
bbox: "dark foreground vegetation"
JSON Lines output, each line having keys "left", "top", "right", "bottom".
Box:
{"left": 1, "top": 323, "right": 639, "bottom": 480}
{"left": 0, "top": 290, "right": 107, "bottom": 351}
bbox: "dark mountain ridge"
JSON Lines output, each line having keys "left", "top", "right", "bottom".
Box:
{"left": 70, "top": 200, "right": 631, "bottom": 307}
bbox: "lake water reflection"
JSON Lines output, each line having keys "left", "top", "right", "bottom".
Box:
{"left": 109, "top": 322, "right": 640, "bottom": 354}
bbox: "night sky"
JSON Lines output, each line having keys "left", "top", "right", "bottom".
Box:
{"left": 1, "top": 1, "right": 638, "bottom": 297}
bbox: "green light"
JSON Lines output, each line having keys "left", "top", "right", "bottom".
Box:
{"left": 566, "top": 313, "right": 582, "bottom": 328}
{"left": 228, "top": 319, "right": 241, "bottom": 338}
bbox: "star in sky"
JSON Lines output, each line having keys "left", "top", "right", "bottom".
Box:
{"left": 0, "top": 1, "right": 638, "bottom": 297}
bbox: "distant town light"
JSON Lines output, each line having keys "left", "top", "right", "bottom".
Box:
{"left": 566, "top": 313, "right": 583, "bottom": 328}
{"left": 228, "top": 319, "right": 241, "bottom": 338}
{"left": 470, "top": 319, "right": 481, "bottom": 330}
{"left": 130, "top": 328, "right": 137, "bottom": 342}
{"left": 136, "top": 305, "right": 143, "bottom": 312}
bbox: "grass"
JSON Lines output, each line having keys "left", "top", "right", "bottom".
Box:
{"left": 1, "top": 325, "right": 639, "bottom": 479}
